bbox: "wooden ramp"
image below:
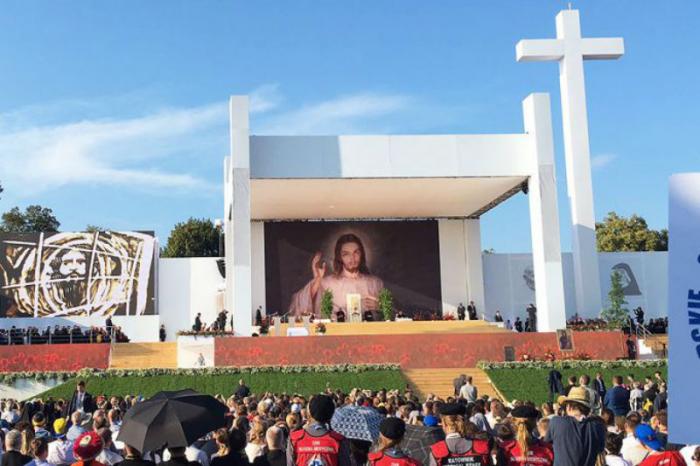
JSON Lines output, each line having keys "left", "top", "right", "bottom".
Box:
{"left": 274, "top": 320, "right": 509, "bottom": 336}
{"left": 402, "top": 367, "right": 503, "bottom": 400}
{"left": 109, "top": 342, "right": 178, "bottom": 369}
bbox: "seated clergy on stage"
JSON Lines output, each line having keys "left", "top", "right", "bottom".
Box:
{"left": 288, "top": 233, "right": 384, "bottom": 319}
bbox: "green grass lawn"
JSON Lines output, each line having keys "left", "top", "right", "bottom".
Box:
{"left": 486, "top": 364, "right": 668, "bottom": 405}
{"left": 38, "top": 369, "right": 408, "bottom": 400}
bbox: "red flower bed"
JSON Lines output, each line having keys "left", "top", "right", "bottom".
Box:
{"left": 0, "top": 344, "right": 110, "bottom": 373}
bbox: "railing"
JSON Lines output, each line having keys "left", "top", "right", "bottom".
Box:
{"left": 0, "top": 327, "right": 115, "bottom": 345}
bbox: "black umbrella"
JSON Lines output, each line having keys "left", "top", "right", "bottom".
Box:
{"left": 400, "top": 424, "right": 444, "bottom": 466}
{"left": 116, "top": 389, "right": 227, "bottom": 453}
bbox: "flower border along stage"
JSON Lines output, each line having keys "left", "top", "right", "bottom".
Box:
{"left": 0, "top": 363, "right": 401, "bottom": 385}
{"left": 477, "top": 359, "right": 667, "bottom": 371}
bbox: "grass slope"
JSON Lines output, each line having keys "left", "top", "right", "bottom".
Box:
{"left": 38, "top": 370, "right": 407, "bottom": 399}
{"left": 486, "top": 365, "right": 668, "bottom": 405}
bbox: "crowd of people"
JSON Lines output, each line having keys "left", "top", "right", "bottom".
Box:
{"left": 0, "top": 325, "right": 129, "bottom": 345}
{"left": 0, "top": 373, "right": 696, "bottom": 466}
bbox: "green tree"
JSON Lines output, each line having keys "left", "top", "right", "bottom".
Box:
{"left": 162, "top": 218, "right": 220, "bottom": 258}
{"left": 600, "top": 271, "right": 629, "bottom": 328}
{"left": 0, "top": 205, "right": 60, "bottom": 233}
{"left": 86, "top": 225, "right": 106, "bottom": 233}
{"left": 596, "top": 212, "right": 668, "bottom": 252}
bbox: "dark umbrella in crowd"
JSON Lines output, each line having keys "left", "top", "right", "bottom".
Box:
{"left": 116, "top": 389, "right": 227, "bottom": 453}
{"left": 330, "top": 405, "right": 382, "bottom": 442}
{"left": 399, "top": 424, "right": 445, "bottom": 466}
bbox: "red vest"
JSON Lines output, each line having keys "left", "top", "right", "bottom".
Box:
{"left": 367, "top": 451, "right": 421, "bottom": 466}
{"left": 431, "top": 439, "right": 491, "bottom": 466}
{"left": 290, "top": 428, "right": 345, "bottom": 466}
{"left": 500, "top": 440, "right": 554, "bottom": 466}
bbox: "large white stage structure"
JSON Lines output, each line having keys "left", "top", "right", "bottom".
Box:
{"left": 223, "top": 9, "right": 624, "bottom": 336}
{"left": 225, "top": 94, "right": 566, "bottom": 335}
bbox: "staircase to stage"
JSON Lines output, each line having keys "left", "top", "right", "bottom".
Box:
{"left": 402, "top": 367, "right": 503, "bottom": 400}
{"left": 109, "top": 342, "right": 178, "bottom": 369}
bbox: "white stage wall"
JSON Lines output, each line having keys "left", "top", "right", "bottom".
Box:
{"left": 483, "top": 252, "right": 667, "bottom": 322}
{"left": 158, "top": 258, "right": 224, "bottom": 341}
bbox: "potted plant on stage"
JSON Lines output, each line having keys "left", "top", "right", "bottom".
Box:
{"left": 378, "top": 288, "right": 394, "bottom": 321}
{"left": 318, "top": 289, "right": 334, "bottom": 324}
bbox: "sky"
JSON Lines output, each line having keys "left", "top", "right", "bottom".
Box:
{"left": 0, "top": 0, "right": 698, "bottom": 252}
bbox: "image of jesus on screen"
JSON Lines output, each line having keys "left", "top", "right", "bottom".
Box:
{"left": 288, "top": 233, "right": 383, "bottom": 319}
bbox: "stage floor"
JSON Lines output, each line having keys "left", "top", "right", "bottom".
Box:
{"left": 272, "top": 319, "right": 510, "bottom": 336}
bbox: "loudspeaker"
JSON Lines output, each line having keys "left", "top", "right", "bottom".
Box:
{"left": 504, "top": 346, "right": 515, "bottom": 362}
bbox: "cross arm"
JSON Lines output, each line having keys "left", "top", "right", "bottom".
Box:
{"left": 516, "top": 39, "right": 564, "bottom": 62}
{"left": 582, "top": 38, "right": 624, "bottom": 60}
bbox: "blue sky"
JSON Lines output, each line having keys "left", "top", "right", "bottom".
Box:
{"left": 0, "top": 0, "right": 698, "bottom": 252}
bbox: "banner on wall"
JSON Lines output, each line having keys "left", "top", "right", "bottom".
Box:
{"left": 264, "top": 220, "right": 442, "bottom": 319}
{"left": 0, "top": 231, "right": 156, "bottom": 318}
{"left": 667, "top": 173, "right": 700, "bottom": 444}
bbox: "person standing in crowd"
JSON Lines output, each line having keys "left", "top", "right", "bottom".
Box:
{"left": 545, "top": 387, "right": 606, "bottom": 466}
{"left": 105, "top": 316, "right": 114, "bottom": 336}
{"left": 514, "top": 318, "right": 523, "bottom": 333}
{"left": 116, "top": 444, "right": 156, "bottom": 466}
{"left": 48, "top": 419, "right": 74, "bottom": 466}
{"left": 193, "top": 313, "right": 203, "bottom": 332}
{"left": 457, "top": 303, "right": 466, "bottom": 321}
{"left": 563, "top": 376, "right": 578, "bottom": 396}
{"left": 526, "top": 304, "right": 537, "bottom": 332}
{"left": 287, "top": 395, "right": 352, "bottom": 466}
{"left": 25, "top": 438, "right": 50, "bottom": 466}
{"left": 429, "top": 403, "right": 490, "bottom": 466}
{"left": 634, "top": 307, "right": 645, "bottom": 327}
{"left": 234, "top": 380, "right": 250, "bottom": 399}
{"left": 66, "top": 381, "right": 95, "bottom": 416}
{"left": 496, "top": 405, "right": 553, "bottom": 466}
{"left": 605, "top": 376, "right": 630, "bottom": 419}
{"left": 621, "top": 413, "right": 647, "bottom": 466}
{"left": 635, "top": 425, "right": 686, "bottom": 466}
{"left": 453, "top": 374, "right": 466, "bottom": 397}
{"left": 71, "top": 431, "right": 104, "bottom": 466}
{"left": 604, "top": 433, "right": 631, "bottom": 466}
{"left": 368, "top": 418, "right": 420, "bottom": 466}
{"left": 579, "top": 375, "right": 601, "bottom": 414}
{"left": 494, "top": 310, "right": 504, "bottom": 323}
{"left": 594, "top": 372, "right": 607, "bottom": 400}
{"left": 159, "top": 325, "right": 166, "bottom": 342}
{"left": 467, "top": 301, "right": 477, "bottom": 321}
{"left": 458, "top": 376, "right": 478, "bottom": 403}
{"left": 2, "top": 430, "right": 31, "bottom": 466}
{"left": 626, "top": 337, "right": 637, "bottom": 360}
{"left": 548, "top": 370, "right": 564, "bottom": 403}
{"left": 265, "top": 426, "right": 286, "bottom": 466}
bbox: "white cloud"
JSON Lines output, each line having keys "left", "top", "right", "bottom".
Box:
{"left": 591, "top": 153, "right": 618, "bottom": 169}
{"left": 0, "top": 85, "right": 413, "bottom": 200}
{"left": 0, "top": 102, "right": 228, "bottom": 198}
{"left": 254, "top": 93, "right": 411, "bottom": 135}
{"left": 249, "top": 84, "right": 283, "bottom": 114}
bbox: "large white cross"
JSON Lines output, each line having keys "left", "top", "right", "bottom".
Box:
{"left": 516, "top": 10, "right": 624, "bottom": 318}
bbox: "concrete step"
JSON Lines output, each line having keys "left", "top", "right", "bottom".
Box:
{"left": 402, "top": 367, "right": 502, "bottom": 400}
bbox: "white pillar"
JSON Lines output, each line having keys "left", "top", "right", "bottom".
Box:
{"left": 226, "top": 96, "right": 253, "bottom": 336}
{"left": 438, "top": 219, "right": 468, "bottom": 317}
{"left": 464, "top": 219, "right": 486, "bottom": 316}
{"left": 251, "top": 221, "right": 266, "bottom": 316}
{"left": 523, "top": 93, "right": 567, "bottom": 331}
